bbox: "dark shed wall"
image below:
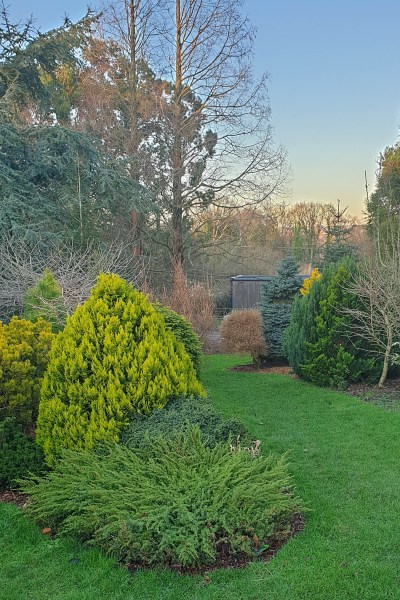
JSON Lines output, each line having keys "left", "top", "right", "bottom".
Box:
{"left": 231, "top": 274, "right": 307, "bottom": 310}
{"left": 231, "top": 276, "right": 273, "bottom": 310}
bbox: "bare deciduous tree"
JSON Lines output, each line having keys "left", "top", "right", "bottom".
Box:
{"left": 0, "top": 237, "right": 141, "bottom": 322}
{"left": 154, "top": 0, "right": 287, "bottom": 275}
{"left": 344, "top": 242, "right": 400, "bottom": 387}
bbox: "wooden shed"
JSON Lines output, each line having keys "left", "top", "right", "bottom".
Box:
{"left": 230, "top": 275, "right": 273, "bottom": 310}
{"left": 230, "top": 274, "right": 308, "bottom": 310}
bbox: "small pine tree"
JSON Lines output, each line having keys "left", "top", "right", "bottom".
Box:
{"left": 323, "top": 201, "right": 354, "bottom": 265}
{"left": 260, "top": 257, "right": 303, "bottom": 361}
{"left": 36, "top": 273, "right": 205, "bottom": 466}
{"left": 23, "top": 269, "right": 65, "bottom": 332}
{"left": 283, "top": 269, "right": 328, "bottom": 376}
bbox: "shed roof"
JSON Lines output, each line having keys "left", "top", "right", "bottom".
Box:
{"left": 230, "top": 275, "right": 274, "bottom": 282}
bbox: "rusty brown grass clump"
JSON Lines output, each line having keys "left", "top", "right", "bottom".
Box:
{"left": 219, "top": 309, "right": 268, "bottom": 367}
{"left": 144, "top": 263, "right": 215, "bottom": 353}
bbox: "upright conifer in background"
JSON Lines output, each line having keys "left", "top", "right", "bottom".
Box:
{"left": 284, "top": 258, "right": 380, "bottom": 388}
{"left": 36, "top": 273, "right": 205, "bottom": 466}
{"left": 23, "top": 269, "right": 65, "bottom": 332}
{"left": 260, "top": 256, "right": 302, "bottom": 361}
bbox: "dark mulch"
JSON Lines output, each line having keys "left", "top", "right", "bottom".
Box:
{"left": 230, "top": 362, "right": 295, "bottom": 376}
{"left": 346, "top": 378, "right": 400, "bottom": 412}
{"left": 0, "top": 490, "right": 28, "bottom": 508}
{"left": 126, "top": 513, "right": 305, "bottom": 576}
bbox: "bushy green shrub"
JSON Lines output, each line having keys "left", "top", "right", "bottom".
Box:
{"left": 22, "top": 426, "right": 300, "bottom": 568}
{"left": 0, "top": 418, "right": 47, "bottom": 491}
{"left": 36, "top": 273, "right": 205, "bottom": 466}
{"left": 260, "top": 257, "right": 303, "bottom": 361}
{"left": 0, "top": 317, "right": 54, "bottom": 429}
{"left": 23, "top": 269, "right": 65, "bottom": 332}
{"left": 155, "top": 304, "right": 202, "bottom": 378}
{"left": 121, "top": 396, "right": 249, "bottom": 450}
{"left": 284, "top": 258, "right": 380, "bottom": 388}
{"left": 283, "top": 271, "right": 327, "bottom": 377}
{"left": 219, "top": 309, "right": 268, "bottom": 367}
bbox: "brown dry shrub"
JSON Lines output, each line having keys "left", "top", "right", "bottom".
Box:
{"left": 155, "top": 263, "right": 215, "bottom": 353}
{"left": 219, "top": 309, "right": 268, "bottom": 366}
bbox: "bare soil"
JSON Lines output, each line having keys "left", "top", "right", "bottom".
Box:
{"left": 0, "top": 490, "right": 28, "bottom": 509}
{"left": 346, "top": 378, "right": 400, "bottom": 412}
{"left": 230, "top": 362, "right": 296, "bottom": 376}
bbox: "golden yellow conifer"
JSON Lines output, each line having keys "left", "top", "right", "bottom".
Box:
{"left": 36, "top": 273, "right": 205, "bottom": 465}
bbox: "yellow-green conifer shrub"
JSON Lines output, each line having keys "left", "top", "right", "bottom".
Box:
{"left": 300, "top": 268, "right": 321, "bottom": 296}
{"left": 0, "top": 317, "right": 54, "bottom": 429}
{"left": 37, "top": 273, "right": 205, "bottom": 466}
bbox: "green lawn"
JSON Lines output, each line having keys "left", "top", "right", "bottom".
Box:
{"left": 2, "top": 354, "right": 400, "bottom": 599}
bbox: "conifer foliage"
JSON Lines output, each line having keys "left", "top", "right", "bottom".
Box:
{"left": 36, "top": 273, "right": 205, "bottom": 465}
{"left": 284, "top": 258, "right": 380, "bottom": 388}
{"left": 260, "top": 257, "right": 303, "bottom": 361}
{"left": 0, "top": 317, "right": 54, "bottom": 429}
{"left": 23, "top": 269, "right": 65, "bottom": 332}
{"left": 155, "top": 304, "right": 202, "bottom": 378}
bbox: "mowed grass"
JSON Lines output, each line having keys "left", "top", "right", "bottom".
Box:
{"left": 2, "top": 354, "right": 400, "bottom": 599}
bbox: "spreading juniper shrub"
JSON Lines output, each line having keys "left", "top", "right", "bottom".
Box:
{"left": 21, "top": 426, "right": 301, "bottom": 569}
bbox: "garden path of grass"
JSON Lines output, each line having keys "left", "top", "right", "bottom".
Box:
{"left": 2, "top": 354, "right": 400, "bottom": 599}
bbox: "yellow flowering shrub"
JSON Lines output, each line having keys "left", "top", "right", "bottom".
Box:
{"left": 36, "top": 273, "right": 205, "bottom": 465}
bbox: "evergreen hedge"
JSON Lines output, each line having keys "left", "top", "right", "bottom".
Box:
{"left": 284, "top": 258, "right": 380, "bottom": 388}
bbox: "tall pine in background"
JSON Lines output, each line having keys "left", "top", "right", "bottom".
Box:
{"left": 260, "top": 256, "right": 302, "bottom": 361}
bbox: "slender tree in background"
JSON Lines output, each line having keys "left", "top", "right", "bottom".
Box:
{"left": 322, "top": 200, "right": 355, "bottom": 265}
{"left": 159, "top": 0, "right": 286, "bottom": 276}
{"left": 94, "top": 0, "right": 165, "bottom": 256}
{"left": 366, "top": 142, "right": 400, "bottom": 250}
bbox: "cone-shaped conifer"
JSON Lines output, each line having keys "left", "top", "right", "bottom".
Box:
{"left": 37, "top": 273, "right": 205, "bottom": 465}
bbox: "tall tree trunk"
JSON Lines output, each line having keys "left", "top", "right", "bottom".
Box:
{"left": 129, "top": 0, "right": 141, "bottom": 258}
{"left": 379, "top": 324, "right": 393, "bottom": 387}
{"left": 171, "top": 0, "right": 184, "bottom": 275}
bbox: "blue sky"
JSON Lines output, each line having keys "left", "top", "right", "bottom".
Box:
{"left": 7, "top": 0, "right": 400, "bottom": 217}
